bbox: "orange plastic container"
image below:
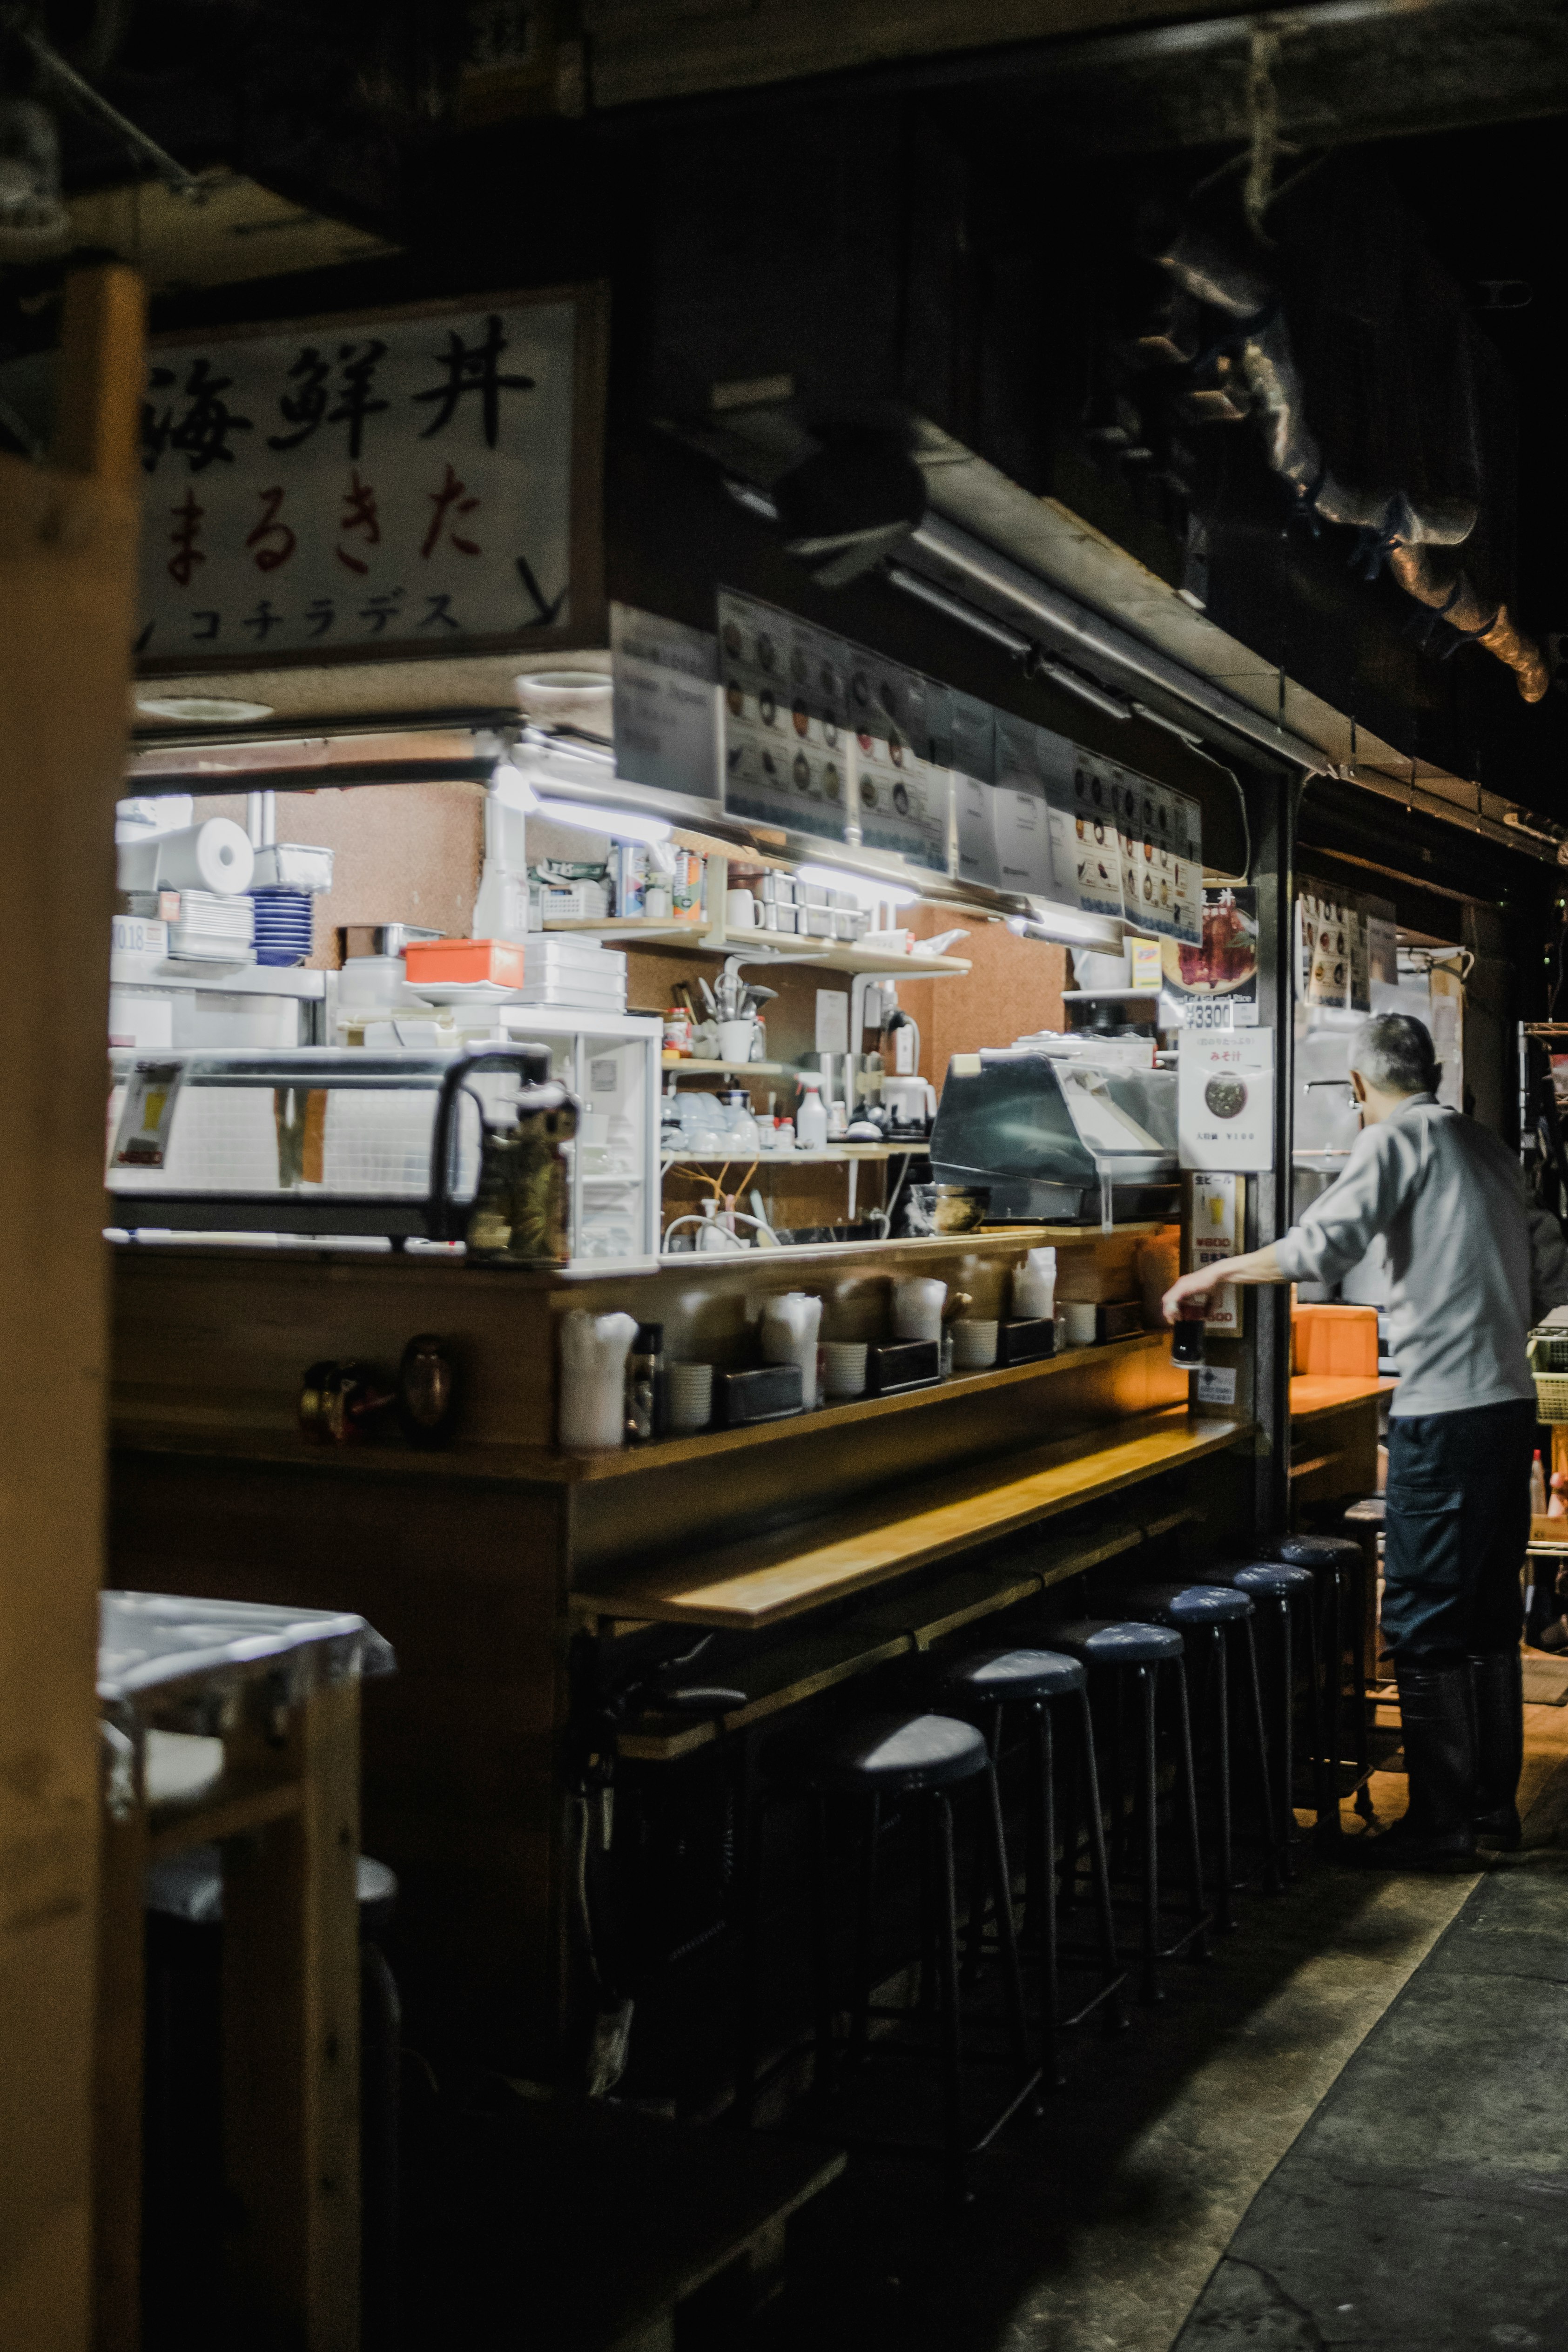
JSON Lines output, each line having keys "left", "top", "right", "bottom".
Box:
{"left": 1292, "top": 1302, "right": 1378, "bottom": 1377}
{"left": 403, "top": 937, "right": 526, "bottom": 990}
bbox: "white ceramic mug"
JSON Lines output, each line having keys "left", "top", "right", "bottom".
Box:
{"left": 666, "top": 1361, "right": 714, "bottom": 1431}
{"left": 891, "top": 1276, "right": 947, "bottom": 1342}
{"left": 821, "top": 1341, "right": 869, "bottom": 1398}
{"left": 725, "top": 888, "right": 760, "bottom": 930}
{"left": 950, "top": 1320, "right": 999, "bottom": 1370}
{"left": 717, "top": 1018, "right": 755, "bottom": 1063}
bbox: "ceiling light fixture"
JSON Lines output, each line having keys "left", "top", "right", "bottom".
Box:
{"left": 1006, "top": 903, "right": 1125, "bottom": 951}
{"left": 794, "top": 862, "right": 919, "bottom": 909}
{"left": 531, "top": 795, "right": 673, "bottom": 848}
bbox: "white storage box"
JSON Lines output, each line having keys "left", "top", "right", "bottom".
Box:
{"left": 249, "top": 842, "right": 335, "bottom": 893}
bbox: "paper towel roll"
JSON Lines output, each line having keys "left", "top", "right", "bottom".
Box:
{"left": 117, "top": 818, "right": 255, "bottom": 897}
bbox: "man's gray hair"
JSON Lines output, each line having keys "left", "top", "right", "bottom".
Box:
{"left": 1348, "top": 1011, "right": 1441, "bottom": 1098}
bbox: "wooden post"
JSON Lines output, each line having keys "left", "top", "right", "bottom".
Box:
{"left": 0, "top": 264, "right": 143, "bottom": 2352}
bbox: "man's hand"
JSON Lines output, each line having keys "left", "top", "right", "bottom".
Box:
{"left": 1163, "top": 1267, "right": 1224, "bottom": 1325}
{"left": 1162, "top": 1242, "right": 1286, "bottom": 1324}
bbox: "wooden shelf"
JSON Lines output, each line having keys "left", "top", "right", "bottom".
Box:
{"left": 550, "top": 1329, "right": 1170, "bottom": 1483}
{"left": 543, "top": 920, "right": 971, "bottom": 979}
{"left": 662, "top": 1057, "right": 787, "bottom": 1076}
{"left": 572, "top": 1405, "right": 1248, "bottom": 1628}
{"left": 661, "top": 1144, "right": 910, "bottom": 1166}
{"left": 618, "top": 1502, "right": 1202, "bottom": 1759}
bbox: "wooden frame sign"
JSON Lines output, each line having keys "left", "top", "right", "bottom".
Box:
{"left": 135, "top": 283, "right": 607, "bottom": 673}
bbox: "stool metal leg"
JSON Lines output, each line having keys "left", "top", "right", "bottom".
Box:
{"left": 1137, "top": 1663, "right": 1161, "bottom": 2003}
{"left": 1030, "top": 1704, "right": 1063, "bottom": 2087}
{"left": 1211, "top": 1628, "right": 1235, "bottom": 1931}
{"left": 1347, "top": 1550, "right": 1375, "bottom": 1822}
{"left": 930, "top": 1793, "right": 969, "bottom": 2204}
{"left": 1240, "top": 1616, "right": 1285, "bottom": 1894}
{"left": 734, "top": 1731, "right": 760, "bottom": 2124}
{"left": 810, "top": 1790, "right": 834, "bottom": 2100}
{"left": 962, "top": 1701, "right": 1003, "bottom": 1989}
{"left": 848, "top": 1793, "right": 881, "bottom": 2072}
{"left": 1173, "top": 1660, "right": 1209, "bottom": 1955}
{"left": 979, "top": 1759, "right": 1030, "bottom": 2081}
{"left": 1076, "top": 1686, "right": 1124, "bottom": 2031}
{"left": 1275, "top": 1597, "right": 1298, "bottom": 1877}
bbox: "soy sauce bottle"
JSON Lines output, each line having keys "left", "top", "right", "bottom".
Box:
{"left": 626, "top": 1322, "right": 666, "bottom": 1443}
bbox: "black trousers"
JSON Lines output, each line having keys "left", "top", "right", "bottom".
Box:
{"left": 1381, "top": 1398, "right": 1535, "bottom": 1665}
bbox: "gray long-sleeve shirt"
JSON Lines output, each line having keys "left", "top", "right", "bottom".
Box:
{"left": 1272, "top": 1092, "right": 1568, "bottom": 1418}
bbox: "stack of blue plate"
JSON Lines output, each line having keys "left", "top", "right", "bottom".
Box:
{"left": 249, "top": 887, "right": 315, "bottom": 967}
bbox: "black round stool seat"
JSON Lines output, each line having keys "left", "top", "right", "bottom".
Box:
{"left": 942, "top": 1647, "right": 1086, "bottom": 1702}
{"left": 1276, "top": 1533, "right": 1362, "bottom": 1570}
{"left": 1218, "top": 1560, "right": 1314, "bottom": 1600}
{"left": 1050, "top": 1619, "right": 1184, "bottom": 1668}
{"left": 1122, "top": 1583, "right": 1254, "bottom": 1628}
{"left": 809, "top": 1710, "right": 989, "bottom": 1793}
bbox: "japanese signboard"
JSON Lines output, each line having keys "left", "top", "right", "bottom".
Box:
{"left": 609, "top": 603, "right": 721, "bottom": 802}
{"left": 1178, "top": 1031, "right": 1275, "bottom": 1172}
{"left": 135, "top": 286, "right": 606, "bottom": 670}
{"left": 1161, "top": 887, "right": 1260, "bottom": 1029}
{"left": 1190, "top": 1171, "right": 1246, "bottom": 1333}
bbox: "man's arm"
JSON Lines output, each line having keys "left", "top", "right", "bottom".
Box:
{"left": 1162, "top": 1117, "right": 1421, "bottom": 1325}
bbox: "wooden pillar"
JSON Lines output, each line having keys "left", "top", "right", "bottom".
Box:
{"left": 0, "top": 265, "right": 143, "bottom": 2352}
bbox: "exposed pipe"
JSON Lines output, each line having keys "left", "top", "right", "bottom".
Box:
{"left": 904, "top": 512, "right": 1332, "bottom": 772}
{"left": 1144, "top": 219, "right": 1549, "bottom": 702}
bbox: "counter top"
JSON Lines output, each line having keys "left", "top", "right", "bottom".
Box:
{"left": 572, "top": 1405, "right": 1249, "bottom": 1629}
{"left": 1290, "top": 1375, "right": 1398, "bottom": 1421}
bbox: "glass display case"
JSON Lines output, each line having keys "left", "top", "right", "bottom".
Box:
{"left": 107, "top": 1010, "right": 662, "bottom": 1261}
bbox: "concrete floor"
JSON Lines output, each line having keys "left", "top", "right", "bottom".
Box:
{"left": 770, "top": 1688, "right": 1568, "bottom": 2352}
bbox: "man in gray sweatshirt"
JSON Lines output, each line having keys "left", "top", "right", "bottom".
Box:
{"left": 1165, "top": 1011, "right": 1568, "bottom": 1868}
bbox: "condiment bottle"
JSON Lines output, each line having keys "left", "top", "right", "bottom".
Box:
{"left": 626, "top": 1321, "right": 665, "bottom": 1443}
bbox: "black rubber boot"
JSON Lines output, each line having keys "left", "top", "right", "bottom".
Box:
{"left": 1470, "top": 1647, "right": 1525, "bottom": 1851}
{"left": 1351, "top": 1660, "right": 1478, "bottom": 1871}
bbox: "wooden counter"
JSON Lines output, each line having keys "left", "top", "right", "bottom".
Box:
{"left": 107, "top": 1218, "right": 1252, "bottom": 2076}
{"left": 575, "top": 1407, "right": 1246, "bottom": 1628}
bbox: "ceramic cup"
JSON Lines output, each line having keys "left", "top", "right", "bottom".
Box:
{"left": 717, "top": 1018, "right": 755, "bottom": 1064}
{"left": 1063, "top": 1301, "right": 1098, "bottom": 1348}
{"left": 950, "top": 1319, "right": 999, "bottom": 1370}
{"left": 725, "top": 888, "right": 760, "bottom": 930}
{"left": 821, "top": 1341, "right": 869, "bottom": 1398}
{"left": 666, "top": 1361, "right": 714, "bottom": 1431}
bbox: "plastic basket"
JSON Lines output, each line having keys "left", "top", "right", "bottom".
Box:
{"left": 1534, "top": 1373, "right": 1568, "bottom": 1423}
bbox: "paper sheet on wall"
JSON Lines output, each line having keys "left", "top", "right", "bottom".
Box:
{"left": 719, "top": 590, "right": 849, "bottom": 841}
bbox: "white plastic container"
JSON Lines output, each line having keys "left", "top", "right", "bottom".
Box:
{"left": 558, "top": 1310, "right": 639, "bottom": 1450}
{"left": 1012, "top": 1247, "right": 1057, "bottom": 1321}
{"left": 796, "top": 1075, "right": 829, "bottom": 1150}
{"left": 760, "top": 1292, "right": 823, "bottom": 1409}
{"left": 891, "top": 1277, "right": 947, "bottom": 1342}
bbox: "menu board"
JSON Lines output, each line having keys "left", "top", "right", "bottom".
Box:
{"left": 1071, "top": 753, "right": 1125, "bottom": 920}
{"left": 1117, "top": 772, "right": 1202, "bottom": 943}
{"left": 851, "top": 664, "right": 950, "bottom": 873}
{"left": 135, "top": 287, "right": 604, "bottom": 670}
{"left": 714, "top": 586, "right": 1202, "bottom": 914}
{"left": 718, "top": 591, "right": 849, "bottom": 841}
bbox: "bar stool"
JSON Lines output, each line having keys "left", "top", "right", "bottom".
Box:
{"left": 1043, "top": 1622, "right": 1209, "bottom": 2004}
{"left": 937, "top": 1647, "right": 1125, "bottom": 2087}
{"left": 1118, "top": 1585, "right": 1283, "bottom": 1927}
{"left": 1276, "top": 1531, "right": 1374, "bottom": 1835}
{"left": 1209, "top": 1561, "right": 1320, "bottom": 1869}
{"left": 802, "top": 1711, "right": 1036, "bottom": 2201}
